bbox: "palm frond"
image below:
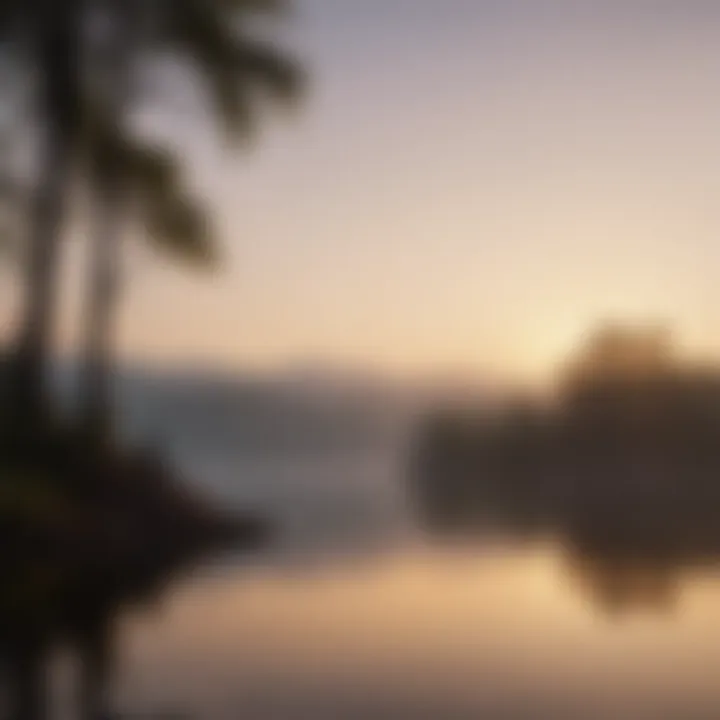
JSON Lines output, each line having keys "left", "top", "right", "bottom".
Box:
{"left": 163, "top": 0, "right": 302, "bottom": 136}
{"left": 236, "top": 38, "right": 303, "bottom": 103}
{"left": 81, "top": 106, "right": 217, "bottom": 269}
{"left": 144, "top": 189, "right": 217, "bottom": 268}
{"left": 124, "top": 141, "right": 217, "bottom": 268}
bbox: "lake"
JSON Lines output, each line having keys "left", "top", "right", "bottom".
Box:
{"left": 47, "top": 374, "right": 720, "bottom": 719}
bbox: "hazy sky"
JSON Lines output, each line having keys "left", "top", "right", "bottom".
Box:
{"left": 23, "top": 1, "right": 720, "bottom": 383}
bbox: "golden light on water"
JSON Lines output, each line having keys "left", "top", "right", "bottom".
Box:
{"left": 117, "top": 547, "right": 720, "bottom": 717}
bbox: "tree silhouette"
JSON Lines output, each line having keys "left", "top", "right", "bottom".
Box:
{"left": 79, "top": 0, "right": 302, "bottom": 438}
{"left": 80, "top": 108, "right": 217, "bottom": 439}
{"left": 0, "top": 0, "right": 302, "bottom": 439}
{"left": 1, "top": 0, "right": 84, "bottom": 436}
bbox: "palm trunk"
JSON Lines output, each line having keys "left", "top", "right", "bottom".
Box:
{"left": 77, "top": 618, "right": 115, "bottom": 720}
{"left": 13, "top": 127, "right": 72, "bottom": 431}
{"left": 81, "top": 184, "right": 122, "bottom": 441}
{"left": 80, "top": 0, "right": 140, "bottom": 440}
{"left": 12, "top": 0, "right": 81, "bottom": 434}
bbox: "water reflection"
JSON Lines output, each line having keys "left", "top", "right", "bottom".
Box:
{"left": 114, "top": 544, "right": 720, "bottom": 720}
{"left": 0, "top": 533, "right": 241, "bottom": 719}
{"left": 563, "top": 553, "right": 680, "bottom": 615}
{"left": 558, "top": 500, "right": 720, "bottom": 615}
{"left": 417, "top": 459, "right": 720, "bottom": 617}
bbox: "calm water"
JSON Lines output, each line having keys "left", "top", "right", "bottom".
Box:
{"left": 116, "top": 545, "right": 720, "bottom": 720}
{"left": 60, "top": 381, "right": 719, "bottom": 719}
{"left": 86, "top": 444, "right": 720, "bottom": 719}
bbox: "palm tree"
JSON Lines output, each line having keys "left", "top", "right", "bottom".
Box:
{"left": 1, "top": 0, "right": 84, "bottom": 437}
{"left": 0, "top": 0, "right": 301, "bottom": 439}
{"left": 78, "top": 0, "right": 302, "bottom": 438}
{"left": 81, "top": 116, "right": 217, "bottom": 438}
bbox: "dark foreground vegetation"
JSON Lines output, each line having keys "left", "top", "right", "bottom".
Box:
{"left": 0, "top": 0, "right": 302, "bottom": 715}
{"left": 0, "top": 387, "right": 267, "bottom": 719}
{"left": 415, "top": 325, "right": 720, "bottom": 613}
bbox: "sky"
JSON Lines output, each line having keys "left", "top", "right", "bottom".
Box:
{"left": 11, "top": 0, "right": 720, "bottom": 386}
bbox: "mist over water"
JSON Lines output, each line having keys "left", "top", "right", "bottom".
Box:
{"left": 114, "top": 368, "right": 417, "bottom": 559}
